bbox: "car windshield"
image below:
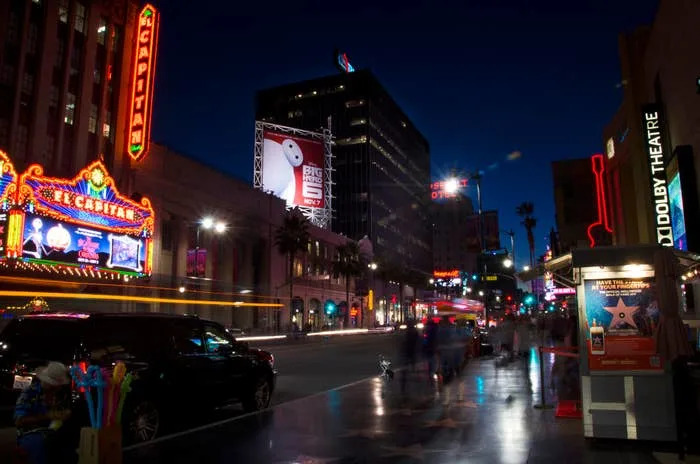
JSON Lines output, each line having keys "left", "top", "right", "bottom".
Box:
{"left": 0, "top": 317, "right": 85, "bottom": 362}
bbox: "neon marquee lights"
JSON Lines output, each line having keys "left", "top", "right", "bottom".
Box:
{"left": 126, "top": 4, "right": 159, "bottom": 162}
{"left": 19, "top": 161, "right": 153, "bottom": 236}
{"left": 587, "top": 154, "right": 613, "bottom": 248}
{"left": 0, "top": 153, "right": 155, "bottom": 280}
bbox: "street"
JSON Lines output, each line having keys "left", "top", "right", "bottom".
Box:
{"left": 0, "top": 333, "right": 403, "bottom": 459}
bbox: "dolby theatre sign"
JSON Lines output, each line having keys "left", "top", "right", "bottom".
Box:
{"left": 642, "top": 104, "right": 673, "bottom": 247}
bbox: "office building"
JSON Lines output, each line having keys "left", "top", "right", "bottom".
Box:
{"left": 256, "top": 69, "right": 432, "bottom": 276}
{"left": 432, "top": 193, "right": 477, "bottom": 273}
{"left": 551, "top": 158, "right": 599, "bottom": 253}
{"left": 0, "top": 0, "right": 146, "bottom": 178}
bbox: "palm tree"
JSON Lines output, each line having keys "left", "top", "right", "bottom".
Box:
{"left": 274, "top": 209, "right": 310, "bottom": 325}
{"left": 516, "top": 202, "right": 537, "bottom": 267}
{"left": 332, "top": 241, "right": 364, "bottom": 326}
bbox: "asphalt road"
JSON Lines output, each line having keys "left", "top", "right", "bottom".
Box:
{"left": 0, "top": 332, "right": 406, "bottom": 457}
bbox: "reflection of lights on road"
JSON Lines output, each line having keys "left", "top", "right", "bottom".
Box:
{"left": 372, "top": 377, "right": 384, "bottom": 416}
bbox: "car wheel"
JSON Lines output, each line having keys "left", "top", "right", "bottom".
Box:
{"left": 243, "top": 377, "right": 271, "bottom": 412}
{"left": 126, "top": 399, "right": 160, "bottom": 443}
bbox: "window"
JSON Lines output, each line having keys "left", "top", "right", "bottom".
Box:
{"left": 172, "top": 322, "right": 204, "bottom": 355}
{"left": 0, "top": 65, "right": 15, "bottom": 86}
{"left": 48, "top": 86, "right": 59, "bottom": 108}
{"left": 7, "top": 13, "right": 19, "bottom": 44}
{"left": 70, "top": 43, "right": 82, "bottom": 75}
{"left": 97, "top": 18, "right": 107, "bottom": 45}
{"left": 0, "top": 119, "right": 9, "bottom": 148}
{"left": 58, "top": 0, "right": 68, "bottom": 23}
{"left": 64, "top": 93, "right": 76, "bottom": 125}
{"left": 15, "top": 125, "right": 28, "bottom": 159}
{"left": 55, "top": 39, "right": 65, "bottom": 68}
{"left": 203, "top": 324, "right": 232, "bottom": 354}
{"left": 103, "top": 111, "right": 111, "bottom": 138}
{"left": 161, "top": 219, "right": 173, "bottom": 251}
{"left": 93, "top": 68, "right": 101, "bottom": 84}
{"left": 22, "top": 73, "right": 34, "bottom": 95}
{"left": 27, "top": 23, "right": 39, "bottom": 54}
{"left": 315, "top": 241, "right": 320, "bottom": 256}
{"left": 45, "top": 135, "right": 55, "bottom": 162}
{"left": 74, "top": 3, "right": 86, "bottom": 33}
{"left": 88, "top": 104, "right": 97, "bottom": 133}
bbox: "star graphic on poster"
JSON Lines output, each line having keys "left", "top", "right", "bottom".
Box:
{"left": 603, "top": 297, "right": 639, "bottom": 329}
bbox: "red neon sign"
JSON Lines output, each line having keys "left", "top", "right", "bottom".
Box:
{"left": 433, "top": 269, "right": 460, "bottom": 279}
{"left": 587, "top": 154, "right": 613, "bottom": 247}
{"left": 430, "top": 179, "right": 467, "bottom": 200}
{"left": 126, "top": 4, "right": 159, "bottom": 162}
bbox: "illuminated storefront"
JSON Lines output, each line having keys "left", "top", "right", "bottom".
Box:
{"left": 0, "top": 152, "right": 154, "bottom": 281}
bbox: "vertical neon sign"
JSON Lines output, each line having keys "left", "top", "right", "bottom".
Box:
{"left": 126, "top": 4, "right": 159, "bottom": 162}
{"left": 587, "top": 154, "right": 613, "bottom": 247}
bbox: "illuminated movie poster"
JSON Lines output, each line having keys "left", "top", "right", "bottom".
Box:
{"left": 21, "top": 214, "right": 145, "bottom": 271}
{"left": 261, "top": 131, "right": 324, "bottom": 209}
{"left": 668, "top": 173, "right": 687, "bottom": 251}
{"left": 583, "top": 278, "right": 661, "bottom": 371}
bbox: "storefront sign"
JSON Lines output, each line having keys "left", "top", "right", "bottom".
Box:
{"left": 583, "top": 278, "right": 661, "bottom": 371}
{"left": 433, "top": 269, "right": 460, "bottom": 279}
{"left": 127, "top": 4, "right": 159, "bottom": 162}
{"left": 642, "top": 105, "right": 673, "bottom": 246}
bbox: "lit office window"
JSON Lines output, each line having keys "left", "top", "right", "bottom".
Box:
{"left": 74, "top": 3, "right": 86, "bottom": 33}
{"left": 64, "top": 93, "right": 76, "bottom": 125}
{"left": 58, "top": 0, "right": 68, "bottom": 23}
{"left": 97, "top": 19, "right": 107, "bottom": 45}
{"left": 103, "top": 111, "right": 111, "bottom": 138}
{"left": 88, "top": 104, "right": 97, "bottom": 133}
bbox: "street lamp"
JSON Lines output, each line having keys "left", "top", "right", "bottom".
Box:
{"left": 195, "top": 216, "right": 227, "bottom": 278}
{"left": 523, "top": 265, "right": 531, "bottom": 272}
{"left": 444, "top": 177, "right": 459, "bottom": 195}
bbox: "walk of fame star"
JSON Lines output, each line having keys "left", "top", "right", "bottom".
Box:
{"left": 603, "top": 297, "right": 639, "bottom": 329}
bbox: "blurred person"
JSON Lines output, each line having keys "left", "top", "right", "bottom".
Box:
{"left": 499, "top": 315, "right": 516, "bottom": 361}
{"left": 423, "top": 318, "right": 439, "bottom": 380}
{"left": 400, "top": 320, "right": 419, "bottom": 393}
{"left": 14, "top": 362, "right": 73, "bottom": 464}
{"left": 515, "top": 316, "right": 532, "bottom": 357}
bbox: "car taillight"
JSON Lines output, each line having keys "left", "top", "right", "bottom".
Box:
{"left": 258, "top": 351, "right": 274, "bottom": 367}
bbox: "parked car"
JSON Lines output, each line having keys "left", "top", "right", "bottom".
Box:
{"left": 0, "top": 312, "right": 276, "bottom": 443}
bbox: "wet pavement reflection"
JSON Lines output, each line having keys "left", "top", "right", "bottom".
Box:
{"left": 124, "top": 353, "right": 662, "bottom": 463}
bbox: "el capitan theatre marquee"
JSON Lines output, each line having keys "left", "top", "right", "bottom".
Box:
{"left": 0, "top": 151, "right": 154, "bottom": 281}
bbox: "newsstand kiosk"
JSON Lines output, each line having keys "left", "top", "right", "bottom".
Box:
{"left": 545, "top": 245, "right": 698, "bottom": 441}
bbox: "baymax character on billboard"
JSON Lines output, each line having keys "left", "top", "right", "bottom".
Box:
{"left": 262, "top": 138, "right": 303, "bottom": 205}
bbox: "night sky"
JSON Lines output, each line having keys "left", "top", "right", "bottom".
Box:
{"left": 151, "top": 0, "right": 659, "bottom": 269}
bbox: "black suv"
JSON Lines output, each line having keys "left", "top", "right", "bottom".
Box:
{"left": 0, "top": 312, "right": 276, "bottom": 442}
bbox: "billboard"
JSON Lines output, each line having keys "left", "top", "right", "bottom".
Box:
{"left": 668, "top": 172, "right": 687, "bottom": 250}
{"left": 583, "top": 277, "right": 661, "bottom": 371}
{"left": 261, "top": 130, "right": 325, "bottom": 209}
{"left": 465, "top": 211, "right": 500, "bottom": 252}
{"left": 21, "top": 214, "right": 146, "bottom": 272}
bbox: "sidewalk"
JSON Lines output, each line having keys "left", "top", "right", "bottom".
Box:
{"left": 124, "top": 349, "right": 666, "bottom": 464}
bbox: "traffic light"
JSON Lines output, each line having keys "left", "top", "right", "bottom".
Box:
{"left": 471, "top": 274, "right": 478, "bottom": 281}
{"left": 324, "top": 300, "right": 337, "bottom": 316}
{"left": 506, "top": 295, "right": 512, "bottom": 302}
{"left": 523, "top": 293, "right": 536, "bottom": 306}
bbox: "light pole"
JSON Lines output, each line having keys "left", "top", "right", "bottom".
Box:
{"left": 195, "top": 216, "right": 227, "bottom": 278}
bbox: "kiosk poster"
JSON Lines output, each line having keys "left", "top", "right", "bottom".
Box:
{"left": 583, "top": 278, "right": 661, "bottom": 371}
